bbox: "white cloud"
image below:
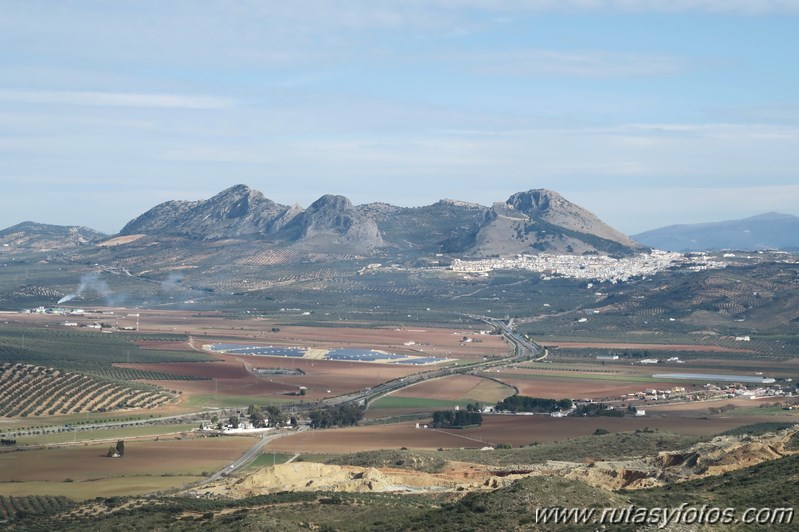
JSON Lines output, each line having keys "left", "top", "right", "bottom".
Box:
{"left": 0, "top": 90, "right": 234, "bottom": 109}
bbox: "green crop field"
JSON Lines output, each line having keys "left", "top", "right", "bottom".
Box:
{"left": 0, "top": 476, "right": 207, "bottom": 500}
{"left": 0, "top": 326, "right": 213, "bottom": 375}
{"left": 244, "top": 453, "right": 296, "bottom": 469}
{"left": 181, "top": 393, "right": 293, "bottom": 409}
{"left": 11, "top": 423, "right": 199, "bottom": 445}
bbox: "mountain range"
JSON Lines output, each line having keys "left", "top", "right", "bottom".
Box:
{"left": 4, "top": 186, "right": 799, "bottom": 257}
{"left": 112, "top": 184, "right": 644, "bottom": 256}
{"left": 633, "top": 212, "right": 799, "bottom": 252}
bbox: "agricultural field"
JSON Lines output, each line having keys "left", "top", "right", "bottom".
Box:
{"left": 0, "top": 435, "right": 255, "bottom": 499}
{"left": 0, "top": 311, "right": 508, "bottom": 416}
{"left": 367, "top": 375, "right": 515, "bottom": 419}
{"left": 0, "top": 363, "right": 173, "bottom": 417}
{"left": 8, "top": 423, "right": 200, "bottom": 446}
{"left": 1, "top": 299, "right": 797, "bottom": 515}
{"left": 266, "top": 410, "right": 799, "bottom": 454}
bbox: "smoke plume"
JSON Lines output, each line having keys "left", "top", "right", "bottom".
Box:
{"left": 58, "top": 273, "right": 121, "bottom": 306}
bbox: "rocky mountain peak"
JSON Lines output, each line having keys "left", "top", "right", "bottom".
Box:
{"left": 308, "top": 194, "right": 354, "bottom": 212}
{"left": 206, "top": 184, "right": 276, "bottom": 219}
{"left": 505, "top": 189, "right": 563, "bottom": 217}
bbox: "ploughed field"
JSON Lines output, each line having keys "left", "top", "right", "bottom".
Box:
{"left": 0, "top": 435, "right": 255, "bottom": 499}
{"left": 124, "top": 355, "right": 424, "bottom": 405}
{"left": 266, "top": 412, "right": 799, "bottom": 453}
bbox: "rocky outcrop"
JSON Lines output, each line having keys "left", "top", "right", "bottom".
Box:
{"left": 279, "top": 194, "right": 383, "bottom": 251}
{"left": 487, "top": 425, "right": 799, "bottom": 491}
{"left": 469, "top": 190, "right": 645, "bottom": 256}
{"left": 119, "top": 185, "right": 289, "bottom": 240}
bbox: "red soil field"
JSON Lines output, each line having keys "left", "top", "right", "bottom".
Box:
{"left": 135, "top": 340, "right": 195, "bottom": 351}
{"left": 546, "top": 342, "right": 753, "bottom": 353}
{"left": 392, "top": 375, "right": 509, "bottom": 401}
{"left": 0, "top": 436, "right": 254, "bottom": 482}
{"left": 267, "top": 413, "right": 796, "bottom": 453}
{"left": 480, "top": 368, "right": 687, "bottom": 401}
{"left": 645, "top": 397, "right": 793, "bottom": 413}
{"left": 11, "top": 309, "right": 507, "bottom": 360}
{"left": 490, "top": 377, "right": 686, "bottom": 401}
{"left": 121, "top": 354, "right": 424, "bottom": 401}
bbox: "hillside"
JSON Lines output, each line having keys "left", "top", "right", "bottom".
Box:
{"left": 634, "top": 212, "right": 799, "bottom": 251}
{"left": 8, "top": 426, "right": 797, "bottom": 531}
{"left": 0, "top": 221, "right": 106, "bottom": 251}
{"left": 470, "top": 190, "right": 643, "bottom": 256}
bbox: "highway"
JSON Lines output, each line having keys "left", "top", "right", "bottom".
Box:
{"left": 327, "top": 315, "right": 546, "bottom": 409}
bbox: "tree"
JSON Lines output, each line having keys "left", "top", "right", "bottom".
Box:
{"left": 264, "top": 405, "right": 287, "bottom": 427}
{"left": 308, "top": 404, "right": 365, "bottom": 429}
{"left": 250, "top": 410, "right": 266, "bottom": 428}
{"left": 107, "top": 446, "right": 117, "bottom": 457}
{"left": 115, "top": 440, "right": 125, "bottom": 457}
{"left": 431, "top": 409, "right": 481, "bottom": 428}
{"left": 228, "top": 416, "right": 240, "bottom": 429}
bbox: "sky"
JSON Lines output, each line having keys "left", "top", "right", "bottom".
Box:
{"left": 1, "top": 0, "right": 799, "bottom": 235}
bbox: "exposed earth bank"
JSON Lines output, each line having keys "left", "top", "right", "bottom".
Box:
{"left": 197, "top": 425, "right": 799, "bottom": 498}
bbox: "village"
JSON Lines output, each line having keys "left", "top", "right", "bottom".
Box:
{"left": 449, "top": 250, "right": 727, "bottom": 283}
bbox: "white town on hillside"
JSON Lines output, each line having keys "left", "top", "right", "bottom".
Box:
{"left": 449, "top": 250, "right": 728, "bottom": 283}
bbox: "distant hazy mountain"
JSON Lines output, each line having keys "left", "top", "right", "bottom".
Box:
{"left": 0, "top": 221, "right": 106, "bottom": 251}
{"left": 633, "top": 212, "right": 799, "bottom": 251}
{"left": 118, "top": 185, "right": 644, "bottom": 256}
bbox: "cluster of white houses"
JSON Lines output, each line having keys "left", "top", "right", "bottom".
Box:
{"left": 449, "top": 250, "right": 726, "bottom": 283}
{"left": 619, "top": 383, "right": 794, "bottom": 404}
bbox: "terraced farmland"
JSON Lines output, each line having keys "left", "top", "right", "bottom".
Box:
{"left": 0, "top": 363, "right": 174, "bottom": 417}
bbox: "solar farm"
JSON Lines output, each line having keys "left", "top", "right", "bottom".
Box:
{"left": 206, "top": 344, "right": 449, "bottom": 365}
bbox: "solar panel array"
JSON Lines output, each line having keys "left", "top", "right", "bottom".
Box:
{"left": 207, "top": 344, "right": 448, "bottom": 364}
{"left": 323, "top": 348, "right": 406, "bottom": 362}
{"left": 208, "top": 344, "right": 307, "bottom": 357}
{"left": 390, "top": 356, "right": 448, "bottom": 365}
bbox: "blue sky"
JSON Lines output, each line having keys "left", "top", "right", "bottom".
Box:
{"left": 1, "top": 0, "right": 798, "bottom": 235}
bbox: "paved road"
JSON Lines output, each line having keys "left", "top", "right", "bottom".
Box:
{"left": 206, "top": 428, "right": 305, "bottom": 483}
{"left": 339, "top": 315, "right": 546, "bottom": 409}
